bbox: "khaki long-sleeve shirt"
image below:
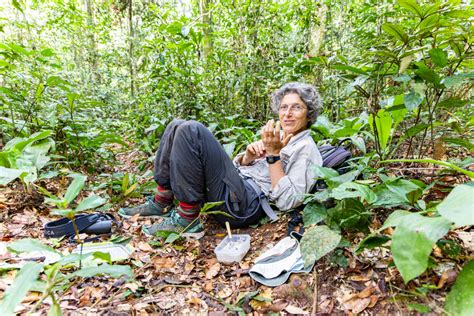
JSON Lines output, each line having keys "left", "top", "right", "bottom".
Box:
{"left": 233, "top": 130, "right": 323, "bottom": 211}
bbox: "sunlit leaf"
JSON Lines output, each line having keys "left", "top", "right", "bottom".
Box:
{"left": 382, "top": 23, "right": 408, "bottom": 43}
{"left": 300, "top": 225, "right": 341, "bottom": 268}
{"left": 75, "top": 195, "right": 107, "bottom": 212}
{"left": 437, "top": 183, "right": 474, "bottom": 227}
{"left": 445, "top": 260, "right": 474, "bottom": 316}
{"left": 64, "top": 174, "right": 87, "bottom": 204}
{"left": 0, "top": 262, "right": 42, "bottom": 316}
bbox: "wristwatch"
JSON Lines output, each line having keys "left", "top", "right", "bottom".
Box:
{"left": 266, "top": 155, "right": 281, "bottom": 164}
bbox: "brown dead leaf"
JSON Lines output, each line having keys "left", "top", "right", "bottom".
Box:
{"left": 188, "top": 296, "right": 202, "bottom": 305}
{"left": 204, "top": 281, "right": 214, "bottom": 292}
{"left": 184, "top": 262, "right": 195, "bottom": 274}
{"left": 205, "top": 262, "right": 221, "bottom": 279}
{"left": 368, "top": 295, "right": 379, "bottom": 308}
{"left": 237, "top": 276, "right": 252, "bottom": 288}
{"left": 284, "top": 305, "right": 309, "bottom": 314}
{"left": 438, "top": 269, "right": 458, "bottom": 288}
{"left": 350, "top": 297, "right": 371, "bottom": 314}
{"left": 133, "top": 302, "right": 150, "bottom": 310}
{"left": 267, "top": 300, "right": 288, "bottom": 313}
{"left": 357, "top": 286, "right": 375, "bottom": 298}
{"left": 117, "top": 303, "right": 132, "bottom": 311}
{"left": 22, "top": 291, "right": 42, "bottom": 303}
{"left": 153, "top": 257, "right": 176, "bottom": 270}
{"left": 78, "top": 288, "right": 92, "bottom": 307}
{"left": 239, "top": 261, "right": 250, "bottom": 269}
{"left": 217, "top": 286, "right": 232, "bottom": 299}
{"left": 138, "top": 241, "right": 153, "bottom": 252}
{"left": 348, "top": 274, "right": 369, "bottom": 282}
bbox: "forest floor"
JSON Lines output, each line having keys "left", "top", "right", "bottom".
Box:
{"left": 0, "top": 146, "right": 472, "bottom": 315}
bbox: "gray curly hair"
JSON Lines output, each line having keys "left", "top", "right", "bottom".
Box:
{"left": 270, "top": 82, "right": 323, "bottom": 126}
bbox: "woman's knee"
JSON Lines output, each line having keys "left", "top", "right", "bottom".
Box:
{"left": 175, "top": 120, "right": 207, "bottom": 139}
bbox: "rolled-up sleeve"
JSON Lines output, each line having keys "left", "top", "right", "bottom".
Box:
{"left": 269, "top": 151, "right": 321, "bottom": 211}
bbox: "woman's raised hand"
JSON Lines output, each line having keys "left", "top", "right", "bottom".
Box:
{"left": 262, "top": 119, "right": 293, "bottom": 156}
{"left": 241, "top": 140, "right": 265, "bottom": 165}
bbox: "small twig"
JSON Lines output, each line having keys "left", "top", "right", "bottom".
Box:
{"left": 311, "top": 266, "right": 318, "bottom": 315}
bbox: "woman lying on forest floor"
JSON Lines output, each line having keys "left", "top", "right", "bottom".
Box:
{"left": 118, "top": 82, "right": 323, "bottom": 239}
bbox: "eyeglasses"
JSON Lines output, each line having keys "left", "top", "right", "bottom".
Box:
{"left": 279, "top": 104, "right": 306, "bottom": 113}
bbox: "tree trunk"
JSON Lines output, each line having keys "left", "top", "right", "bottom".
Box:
{"left": 128, "top": 0, "right": 135, "bottom": 98}
{"left": 199, "top": 0, "right": 212, "bottom": 62}
{"left": 85, "top": 0, "right": 99, "bottom": 83}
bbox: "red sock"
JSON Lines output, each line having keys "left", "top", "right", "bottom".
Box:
{"left": 178, "top": 202, "right": 200, "bottom": 221}
{"left": 154, "top": 185, "right": 174, "bottom": 205}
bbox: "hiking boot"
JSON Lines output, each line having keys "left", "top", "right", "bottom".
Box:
{"left": 118, "top": 196, "right": 171, "bottom": 218}
{"left": 142, "top": 209, "right": 205, "bottom": 239}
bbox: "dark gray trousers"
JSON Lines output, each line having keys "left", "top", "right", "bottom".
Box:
{"left": 153, "top": 119, "right": 262, "bottom": 227}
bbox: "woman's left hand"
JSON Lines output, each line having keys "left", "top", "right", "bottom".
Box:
{"left": 261, "top": 119, "right": 293, "bottom": 156}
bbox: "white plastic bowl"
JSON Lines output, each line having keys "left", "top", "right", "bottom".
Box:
{"left": 214, "top": 234, "right": 251, "bottom": 263}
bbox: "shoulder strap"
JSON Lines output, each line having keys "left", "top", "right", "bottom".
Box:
{"left": 245, "top": 178, "right": 279, "bottom": 222}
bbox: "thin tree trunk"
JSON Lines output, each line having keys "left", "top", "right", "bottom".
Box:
{"left": 128, "top": 0, "right": 135, "bottom": 98}
{"left": 199, "top": 0, "right": 212, "bottom": 62}
{"left": 85, "top": 0, "right": 99, "bottom": 83}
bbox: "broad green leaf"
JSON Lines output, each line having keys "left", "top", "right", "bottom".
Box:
{"left": 382, "top": 23, "right": 408, "bottom": 43}
{"left": 51, "top": 208, "right": 75, "bottom": 217}
{"left": 397, "top": 213, "right": 451, "bottom": 243}
{"left": 445, "top": 9, "right": 473, "bottom": 18}
{"left": 121, "top": 172, "right": 129, "bottom": 193}
{"left": 123, "top": 182, "right": 138, "bottom": 196}
{"left": 428, "top": 48, "right": 448, "bottom": 67}
{"left": 0, "top": 166, "right": 26, "bottom": 185}
{"left": 418, "top": 14, "right": 439, "bottom": 30}
{"left": 7, "top": 238, "right": 60, "bottom": 254}
{"left": 64, "top": 174, "right": 87, "bottom": 204}
{"left": 355, "top": 235, "right": 390, "bottom": 254}
{"left": 92, "top": 252, "right": 112, "bottom": 264}
{"left": 405, "top": 123, "right": 429, "bottom": 138}
{"left": 370, "top": 109, "right": 392, "bottom": 151}
{"left": 397, "top": 0, "right": 423, "bottom": 18}
{"left": 380, "top": 210, "right": 412, "bottom": 230}
{"left": 415, "top": 67, "right": 441, "bottom": 86}
{"left": 300, "top": 225, "right": 341, "bottom": 268}
{"left": 0, "top": 262, "right": 42, "bottom": 316}
{"left": 331, "top": 64, "right": 367, "bottom": 75}
{"left": 441, "top": 73, "right": 474, "bottom": 88}
{"left": 404, "top": 90, "right": 423, "bottom": 111}
{"left": 165, "top": 232, "right": 181, "bottom": 244}
{"left": 386, "top": 179, "right": 423, "bottom": 204}
{"left": 75, "top": 195, "right": 107, "bottom": 212}
{"left": 437, "top": 183, "right": 474, "bottom": 227}
{"left": 422, "top": 3, "right": 441, "bottom": 17}
{"left": 445, "top": 260, "right": 474, "bottom": 316}
{"left": 449, "top": 40, "right": 464, "bottom": 57}
{"left": 392, "top": 214, "right": 451, "bottom": 283}
{"left": 392, "top": 225, "right": 436, "bottom": 283}
{"left": 327, "top": 198, "right": 371, "bottom": 232}
{"left": 303, "top": 202, "right": 327, "bottom": 226}
{"left": 7, "top": 130, "right": 52, "bottom": 153}
{"left": 330, "top": 182, "right": 377, "bottom": 204}
{"left": 311, "top": 165, "right": 339, "bottom": 180}
{"left": 438, "top": 97, "right": 470, "bottom": 108}
{"left": 442, "top": 138, "right": 474, "bottom": 151}
{"left": 67, "top": 264, "right": 133, "bottom": 280}
{"left": 200, "top": 201, "right": 225, "bottom": 213}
